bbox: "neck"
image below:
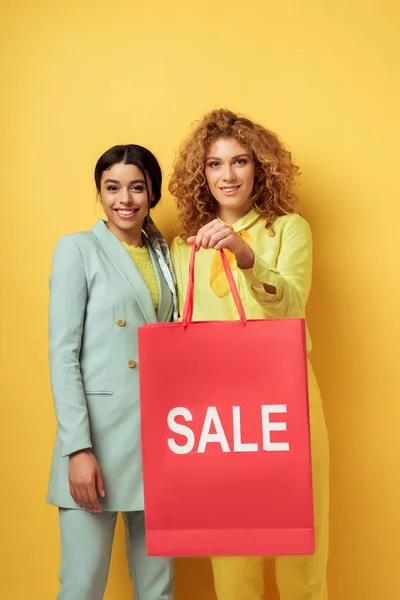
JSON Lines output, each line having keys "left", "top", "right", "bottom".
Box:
{"left": 106, "top": 221, "right": 144, "bottom": 247}
{"left": 218, "top": 205, "right": 251, "bottom": 225}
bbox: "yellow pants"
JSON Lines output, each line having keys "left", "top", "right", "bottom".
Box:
{"left": 211, "top": 363, "right": 330, "bottom": 600}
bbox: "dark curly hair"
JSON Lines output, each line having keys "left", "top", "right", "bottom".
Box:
{"left": 169, "top": 108, "right": 300, "bottom": 238}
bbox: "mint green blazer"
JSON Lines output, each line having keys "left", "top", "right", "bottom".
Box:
{"left": 46, "top": 219, "right": 173, "bottom": 511}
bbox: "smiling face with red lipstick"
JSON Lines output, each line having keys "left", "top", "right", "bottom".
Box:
{"left": 94, "top": 144, "right": 162, "bottom": 247}
{"left": 205, "top": 137, "right": 255, "bottom": 223}
{"left": 99, "top": 162, "right": 152, "bottom": 246}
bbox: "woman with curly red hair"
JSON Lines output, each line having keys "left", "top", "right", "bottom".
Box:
{"left": 169, "top": 109, "right": 329, "bottom": 600}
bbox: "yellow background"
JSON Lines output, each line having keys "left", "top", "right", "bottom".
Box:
{"left": 1, "top": 0, "right": 399, "bottom": 598}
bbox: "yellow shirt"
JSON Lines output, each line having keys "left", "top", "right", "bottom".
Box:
{"left": 122, "top": 242, "right": 159, "bottom": 310}
{"left": 170, "top": 209, "right": 313, "bottom": 351}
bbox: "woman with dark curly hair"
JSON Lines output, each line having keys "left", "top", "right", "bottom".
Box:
{"left": 169, "top": 109, "right": 329, "bottom": 600}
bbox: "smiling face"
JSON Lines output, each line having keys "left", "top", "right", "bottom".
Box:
{"left": 204, "top": 137, "right": 255, "bottom": 222}
{"left": 99, "top": 162, "right": 152, "bottom": 244}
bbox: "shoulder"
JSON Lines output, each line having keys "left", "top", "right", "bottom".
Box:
{"left": 273, "top": 213, "right": 311, "bottom": 235}
{"left": 272, "top": 214, "right": 312, "bottom": 258}
{"left": 53, "top": 229, "right": 97, "bottom": 255}
{"left": 170, "top": 236, "right": 192, "bottom": 282}
{"left": 271, "top": 214, "right": 312, "bottom": 246}
{"left": 51, "top": 229, "right": 99, "bottom": 272}
{"left": 171, "top": 235, "right": 187, "bottom": 249}
{"left": 170, "top": 236, "right": 190, "bottom": 258}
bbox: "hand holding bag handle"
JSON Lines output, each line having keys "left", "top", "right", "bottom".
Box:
{"left": 182, "top": 244, "right": 247, "bottom": 327}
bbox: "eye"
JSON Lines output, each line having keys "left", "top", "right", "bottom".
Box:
{"left": 131, "top": 185, "right": 145, "bottom": 193}
{"left": 106, "top": 185, "right": 118, "bottom": 192}
{"left": 207, "top": 161, "right": 220, "bottom": 168}
{"left": 234, "top": 158, "right": 248, "bottom": 165}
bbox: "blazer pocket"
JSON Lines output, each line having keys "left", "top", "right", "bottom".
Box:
{"left": 85, "top": 391, "right": 114, "bottom": 396}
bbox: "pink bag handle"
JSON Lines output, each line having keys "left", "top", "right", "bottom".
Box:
{"left": 182, "top": 244, "right": 247, "bottom": 327}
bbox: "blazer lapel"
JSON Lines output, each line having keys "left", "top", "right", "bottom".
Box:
{"left": 92, "top": 220, "right": 157, "bottom": 324}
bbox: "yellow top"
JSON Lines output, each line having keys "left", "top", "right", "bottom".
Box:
{"left": 170, "top": 209, "right": 313, "bottom": 351}
{"left": 122, "top": 242, "right": 159, "bottom": 310}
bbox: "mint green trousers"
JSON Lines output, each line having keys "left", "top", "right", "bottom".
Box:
{"left": 57, "top": 509, "right": 174, "bottom": 600}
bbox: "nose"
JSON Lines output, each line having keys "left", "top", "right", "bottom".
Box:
{"left": 222, "top": 164, "right": 236, "bottom": 182}
{"left": 120, "top": 188, "right": 133, "bottom": 204}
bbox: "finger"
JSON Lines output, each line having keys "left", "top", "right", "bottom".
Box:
{"left": 75, "top": 484, "right": 93, "bottom": 512}
{"left": 69, "top": 483, "right": 82, "bottom": 507}
{"left": 198, "top": 219, "right": 219, "bottom": 232}
{"left": 195, "top": 231, "right": 204, "bottom": 250}
{"left": 200, "top": 223, "right": 225, "bottom": 249}
{"left": 196, "top": 221, "right": 220, "bottom": 249}
{"left": 187, "top": 235, "right": 200, "bottom": 252}
{"left": 214, "top": 233, "right": 235, "bottom": 251}
{"left": 70, "top": 483, "right": 83, "bottom": 507}
{"left": 82, "top": 486, "right": 96, "bottom": 513}
{"left": 87, "top": 482, "right": 102, "bottom": 513}
{"left": 206, "top": 228, "right": 230, "bottom": 249}
{"left": 96, "top": 469, "right": 106, "bottom": 499}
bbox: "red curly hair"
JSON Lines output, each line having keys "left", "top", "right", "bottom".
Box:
{"left": 169, "top": 108, "right": 300, "bottom": 238}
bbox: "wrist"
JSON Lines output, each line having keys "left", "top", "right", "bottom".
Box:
{"left": 69, "top": 448, "right": 91, "bottom": 459}
{"left": 235, "top": 244, "right": 254, "bottom": 270}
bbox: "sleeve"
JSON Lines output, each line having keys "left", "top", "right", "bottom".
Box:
{"left": 170, "top": 237, "right": 185, "bottom": 319}
{"left": 240, "top": 215, "right": 312, "bottom": 319}
{"left": 48, "top": 236, "right": 92, "bottom": 457}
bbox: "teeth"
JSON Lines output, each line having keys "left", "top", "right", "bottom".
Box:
{"left": 118, "top": 210, "right": 134, "bottom": 215}
{"left": 222, "top": 187, "right": 239, "bottom": 192}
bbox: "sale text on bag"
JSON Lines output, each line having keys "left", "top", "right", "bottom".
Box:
{"left": 167, "top": 405, "right": 289, "bottom": 454}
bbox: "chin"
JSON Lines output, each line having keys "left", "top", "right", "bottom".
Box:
{"left": 219, "top": 197, "right": 250, "bottom": 210}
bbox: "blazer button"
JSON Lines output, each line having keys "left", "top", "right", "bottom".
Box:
{"left": 127, "top": 359, "right": 137, "bottom": 369}
{"left": 116, "top": 318, "right": 126, "bottom": 327}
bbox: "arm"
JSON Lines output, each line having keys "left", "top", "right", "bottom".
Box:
{"left": 49, "top": 235, "right": 92, "bottom": 457}
{"left": 189, "top": 215, "right": 312, "bottom": 319}
{"left": 240, "top": 216, "right": 312, "bottom": 319}
{"left": 49, "top": 236, "right": 105, "bottom": 512}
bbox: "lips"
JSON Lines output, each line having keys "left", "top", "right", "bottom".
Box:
{"left": 114, "top": 208, "right": 140, "bottom": 219}
{"left": 219, "top": 185, "right": 241, "bottom": 195}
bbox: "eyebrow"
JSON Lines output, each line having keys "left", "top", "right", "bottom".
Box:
{"left": 206, "top": 153, "right": 251, "bottom": 161}
{"left": 103, "top": 178, "right": 146, "bottom": 184}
